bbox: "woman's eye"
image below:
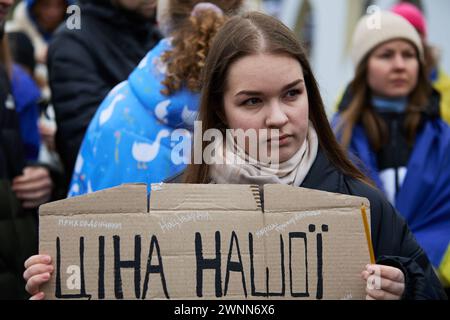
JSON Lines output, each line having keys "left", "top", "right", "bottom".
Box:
{"left": 403, "top": 51, "right": 416, "bottom": 59}
{"left": 285, "top": 89, "right": 301, "bottom": 100}
{"left": 379, "top": 52, "right": 392, "bottom": 59}
{"left": 242, "top": 98, "right": 262, "bottom": 106}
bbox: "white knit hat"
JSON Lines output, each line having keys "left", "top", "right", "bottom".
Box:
{"left": 351, "top": 11, "right": 424, "bottom": 68}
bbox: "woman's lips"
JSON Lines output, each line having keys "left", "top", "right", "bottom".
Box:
{"left": 391, "top": 79, "right": 408, "bottom": 86}
{"left": 268, "top": 134, "right": 292, "bottom": 146}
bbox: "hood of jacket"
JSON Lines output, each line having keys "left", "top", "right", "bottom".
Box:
{"left": 127, "top": 38, "right": 200, "bottom": 130}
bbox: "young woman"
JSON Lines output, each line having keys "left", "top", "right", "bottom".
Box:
{"left": 334, "top": 12, "right": 450, "bottom": 290}
{"left": 68, "top": 0, "right": 244, "bottom": 196}
{"left": 391, "top": 2, "right": 450, "bottom": 125}
{"left": 24, "top": 12, "right": 446, "bottom": 300}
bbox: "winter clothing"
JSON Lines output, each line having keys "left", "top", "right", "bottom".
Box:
{"left": 6, "top": 0, "right": 73, "bottom": 62}
{"left": 389, "top": 3, "right": 450, "bottom": 125}
{"left": 68, "top": 39, "right": 198, "bottom": 197}
{"left": 210, "top": 122, "right": 318, "bottom": 186}
{"left": 167, "top": 147, "right": 448, "bottom": 299}
{"left": 351, "top": 11, "right": 423, "bottom": 67}
{"left": 334, "top": 87, "right": 450, "bottom": 287}
{"left": 48, "top": 0, "right": 162, "bottom": 188}
{"left": 0, "top": 66, "right": 37, "bottom": 300}
{"left": 11, "top": 64, "right": 41, "bottom": 161}
{"left": 391, "top": 2, "right": 427, "bottom": 37}
{"left": 7, "top": 32, "right": 36, "bottom": 73}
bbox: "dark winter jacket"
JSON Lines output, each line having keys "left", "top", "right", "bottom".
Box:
{"left": 48, "top": 0, "right": 161, "bottom": 187}
{"left": 334, "top": 87, "right": 450, "bottom": 287}
{"left": 167, "top": 148, "right": 448, "bottom": 299}
{"left": 0, "top": 66, "right": 37, "bottom": 300}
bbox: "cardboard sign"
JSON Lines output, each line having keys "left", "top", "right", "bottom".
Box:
{"left": 39, "top": 183, "right": 372, "bottom": 300}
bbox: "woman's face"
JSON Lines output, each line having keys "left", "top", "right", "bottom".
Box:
{"left": 223, "top": 53, "right": 309, "bottom": 163}
{"left": 33, "top": 0, "right": 67, "bottom": 33}
{"left": 367, "top": 39, "right": 419, "bottom": 98}
{"left": 0, "top": 0, "right": 14, "bottom": 26}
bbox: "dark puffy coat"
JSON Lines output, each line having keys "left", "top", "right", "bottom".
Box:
{"left": 48, "top": 0, "right": 161, "bottom": 187}
{"left": 167, "top": 148, "right": 448, "bottom": 299}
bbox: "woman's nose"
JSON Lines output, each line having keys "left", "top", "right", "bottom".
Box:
{"left": 393, "top": 54, "right": 406, "bottom": 70}
{"left": 265, "top": 102, "right": 289, "bottom": 128}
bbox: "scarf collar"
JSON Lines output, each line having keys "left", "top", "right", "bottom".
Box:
{"left": 209, "top": 122, "right": 319, "bottom": 186}
{"left": 372, "top": 95, "right": 408, "bottom": 113}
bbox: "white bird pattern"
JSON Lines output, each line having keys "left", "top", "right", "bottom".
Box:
{"left": 108, "top": 81, "right": 127, "bottom": 96}
{"left": 155, "top": 99, "right": 171, "bottom": 124}
{"left": 69, "top": 183, "right": 80, "bottom": 195}
{"left": 132, "top": 130, "right": 170, "bottom": 169}
{"left": 138, "top": 54, "right": 149, "bottom": 69}
{"left": 74, "top": 154, "right": 83, "bottom": 174}
{"left": 152, "top": 56, "right": 167, "bottom": 75}
{"left": 181, "top": 105, "right": 198, "bottom": 127}
{"left": 99, "top": 94, "right": 125, "bottom": 126}
{"left": 87, "top": 180, "right": 93, "bottom": 194}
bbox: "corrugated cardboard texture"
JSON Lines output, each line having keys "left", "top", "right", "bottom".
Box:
{"left": 39, "top": 183, "right": 372, "bottom": 300}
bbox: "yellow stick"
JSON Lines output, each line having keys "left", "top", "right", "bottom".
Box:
{"left": 361, "top": 204, "right": 375, "bottom": 264}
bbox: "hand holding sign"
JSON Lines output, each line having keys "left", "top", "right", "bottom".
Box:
{"left": 23, "top": 254, "right": 53, "bottom": 300}
{"left": 362, "top": 264, "right": 405, "bottom": 300}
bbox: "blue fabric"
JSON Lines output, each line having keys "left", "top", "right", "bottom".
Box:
{"left": 11, "top": 64, "right": 41, "bottom": 161}
{"left": 430, "top": 67, "right": 439, "bottom": 83}
{"left": 372, "top": 96, "right": 408, "bottom": 113}
{"left": 26, "top": 0, "right": 75, "bottom": 7}
{"left": 332, "top": 114, "right": 450, "bottom": 268}
{"left": 69, "top": 38, "right": 199, "bottom": 197}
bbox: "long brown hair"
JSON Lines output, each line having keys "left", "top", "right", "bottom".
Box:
{"left": 183, "top": 11, "right": 371, "bottom": 185}
{"left": 160, "top": 0, "right": 243, "bottom": 95}
{"left": 336, "top": 43, "right": 431, "bottom": 151}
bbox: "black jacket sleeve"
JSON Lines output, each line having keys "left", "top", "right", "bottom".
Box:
{"left": 351, "top": 180, "right": 448, "bottom": 300}
{"left": 48, "top": 34, "right": 111, "bottom": 182}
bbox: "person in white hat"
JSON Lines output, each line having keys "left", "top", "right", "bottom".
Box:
{"left": 334, "top": 11, "right": 450, "bottom": 291}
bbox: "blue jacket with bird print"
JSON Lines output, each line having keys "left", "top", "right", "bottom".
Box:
{"left": 68, "top": 39, "right": 199, "bottom": 197}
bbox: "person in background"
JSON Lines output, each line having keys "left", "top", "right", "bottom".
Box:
{"left": 48, "top": 0, "right": 162, "bottom": 191}
{"left": 68, "top": 0, "right": 245, "bottom": 197}
{"left": 334, "top": 11, "right": 450, "bottom": 292}
{"left": 7, "top": 0, "right": 73, "bottom": 65}
{"left": 391, "top": 2, "right": 450, "bottom": 125}
{"left": 0, "top": 0, "right": 51, "bottom": 299}
{"left": 7, "top": 1, "right": 74, "bottom": 186}
{"left": 0, "top": 36, "right": 37, "bottom": 162}
{"left": 6, "top": 30, "right": 66, "bottom": 201}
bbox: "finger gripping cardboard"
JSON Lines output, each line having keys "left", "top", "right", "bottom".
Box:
{"left": 39, "top": 183, "right": 372, "bottom": 300}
